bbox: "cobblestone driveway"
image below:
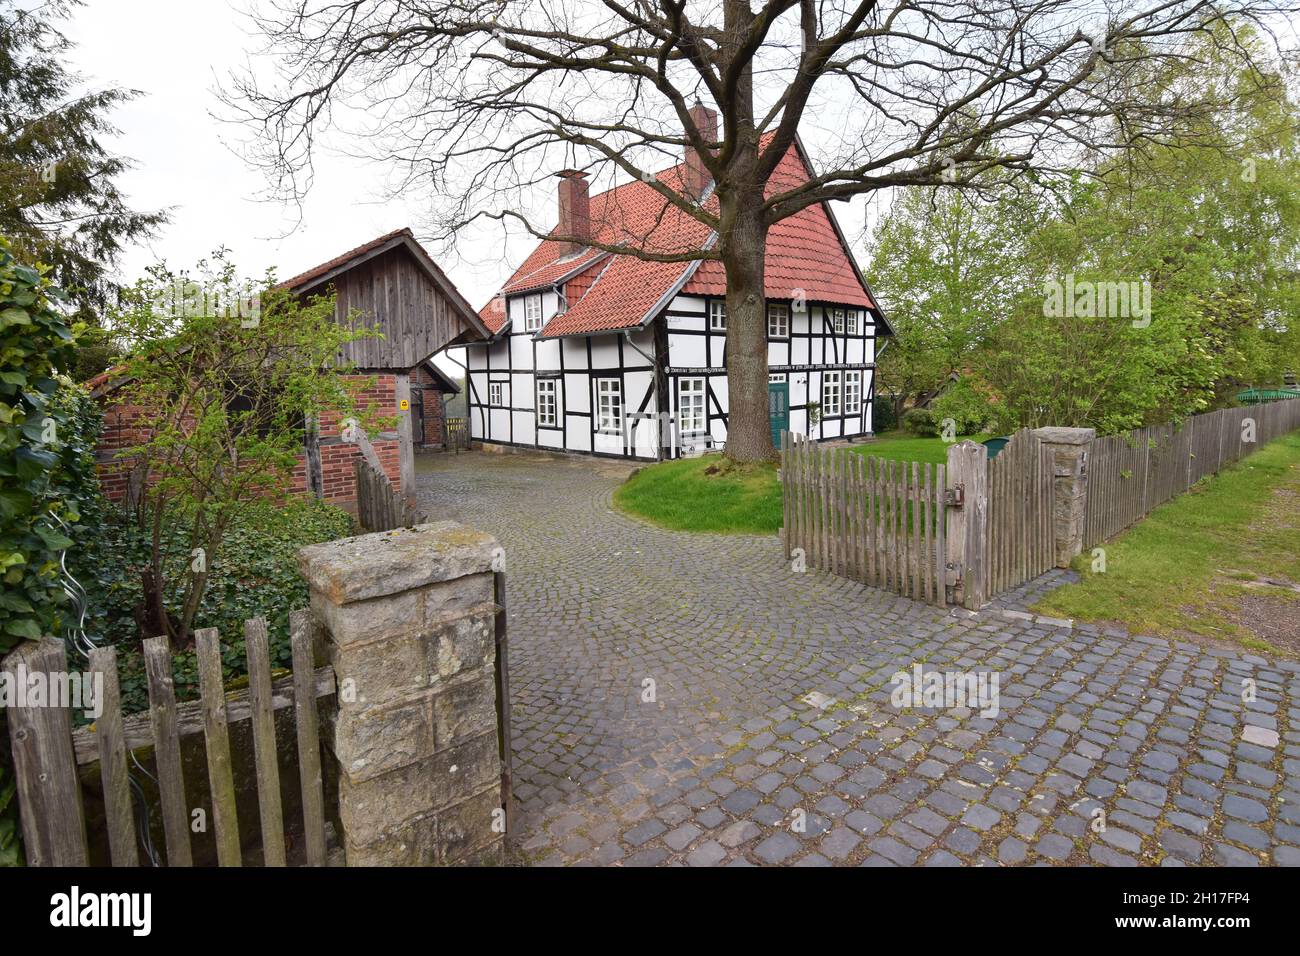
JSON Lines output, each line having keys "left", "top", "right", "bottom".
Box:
{"left": 416, "top": 451, "right": 1300, "bottom": 867}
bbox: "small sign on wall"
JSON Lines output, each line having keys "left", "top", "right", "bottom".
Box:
{"left": 399, "top": 399, "right": 410, "bottom": 411}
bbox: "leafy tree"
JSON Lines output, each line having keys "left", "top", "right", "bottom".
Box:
{"left": 979, "top": 30, "right": 1300, "bottom": 432}
{"left": 104, "top": 253, "right": 379, "bottom": 649}
{"left": 868, "top": 185, "right": 1041, "bottom": 423}
{"left": 0, "top": 0, "right": 166, "bottom": 354}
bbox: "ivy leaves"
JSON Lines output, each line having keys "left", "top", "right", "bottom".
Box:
{"left": 0, "top": 238, "right": 96, "bottom": 654}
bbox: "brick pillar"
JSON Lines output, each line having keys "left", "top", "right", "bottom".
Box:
{"left": 1033, "top": 427, "right": 1096, "bottom": 569}
{"left": 297, "top": 521, "right": 504, "bottom": 866}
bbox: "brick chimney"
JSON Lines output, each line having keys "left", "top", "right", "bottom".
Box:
{"left": 556, "top": 170, "right": 590, "bottom": 256}
{"left": 683, "top": 102, "right": 718, "bottom": 200}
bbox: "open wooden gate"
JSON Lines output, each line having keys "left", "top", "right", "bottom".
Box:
{"left": 781, "top": 431, "right": 948, "bottom": 605}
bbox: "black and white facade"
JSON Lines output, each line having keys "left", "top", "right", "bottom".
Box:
{"left": 462, "top": 287, "right": 879, "bottom": 461}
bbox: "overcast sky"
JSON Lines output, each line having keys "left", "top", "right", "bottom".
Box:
{"left": 61, "top": 0, "right": 883, "bottom": 369}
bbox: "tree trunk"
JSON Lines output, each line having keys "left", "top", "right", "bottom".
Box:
{"left": 720, "top": 187, "right": 774, "bottom": 463}
{"left": 717, "top": 0, "right": 773, "bottom": 465}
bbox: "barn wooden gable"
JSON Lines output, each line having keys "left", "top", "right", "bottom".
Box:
{"left": 283, "top": 228, "right": 489, "bottom": 370}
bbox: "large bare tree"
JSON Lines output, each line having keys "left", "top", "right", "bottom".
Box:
{"left": 225, "top": 0, "right": 1294, "bottom": 462}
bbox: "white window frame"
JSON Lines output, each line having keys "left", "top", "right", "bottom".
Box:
{"left": 536, "top": 378, "right": 559, "bottom": 427}
{"left": 596, "top": 378, "right": 623, "bottom": 434}
{"left": 823, "top": 371, "right": 842, "bottom": 417}
{"left": 523, "top": 293, "right": 543, "bottom": 332}
{"left": 844, "top": 370, "right": 862, "bottom": 415}
{"left": 846, "top": 310, "right": 860, "bottom": 335}
{"left": 709, "top": 299, "right": 727, "bottom": 331}
{"left": 768, "top": 373, "right": 787, "bottom": 383}
{"left": 767, "top": 303, "right": 789, "bottom": 339}
{"left": 831, "top": 309, "right": 846, "bottom": 334}
{"left": 489, "top": 382, "right": 504, "bottom": 407}
{"left": 679, "top": 377, "right": 707, "bottom": 436}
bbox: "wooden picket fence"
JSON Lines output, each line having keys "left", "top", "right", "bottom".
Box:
{"left": 986, "top": 428, "right": 1057, "bottom": 596}
{"left": 354, "top": 457, "right": 427, "bottom": 532}
{"left": 5, "top": 611, "right": 334, "bottom": 866}
{"left": 1084, "top": 399, "right": 1300, "bottom": 549}
{"left": 781, "top": 430, "right": 947, "bottom": 604}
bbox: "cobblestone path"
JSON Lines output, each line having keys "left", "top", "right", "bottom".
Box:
{"left": 416, "top": 451, "right": 1300, "bottom": 867}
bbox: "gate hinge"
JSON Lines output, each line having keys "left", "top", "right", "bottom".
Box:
{"left": 944, "top": 484, "right": 965, "bottom": 508}
{"left": 944, "top": 562, "right": 963, "bottom": 603}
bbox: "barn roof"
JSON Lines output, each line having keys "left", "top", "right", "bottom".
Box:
{"left": 279, "top": 227, "right": 491, "bottom": 343}
{"left": 478, "top": 137, "right": 891, "bottom": 340}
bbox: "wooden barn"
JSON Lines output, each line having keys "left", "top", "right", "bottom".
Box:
{"left": 93, "top": 227, "right": 488, "bottom": 509}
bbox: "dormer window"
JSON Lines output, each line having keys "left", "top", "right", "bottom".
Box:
{"left": 523, "top": 293, "right": 543, "bottom": 332}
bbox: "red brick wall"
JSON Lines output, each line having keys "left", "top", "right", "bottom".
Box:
{"left": 412, "top": 364, "right": 448, "bottom": 446}
{"left": 94, "top": 371, "right": 404, "bottom": 510}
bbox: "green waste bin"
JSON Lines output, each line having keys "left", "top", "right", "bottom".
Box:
{"left": 982, "top": 436, "right": 1010, "bottom": 459}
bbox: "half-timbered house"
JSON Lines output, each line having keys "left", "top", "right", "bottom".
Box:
{"left": 462, "top": 107, "right": 892, "bottom": 460}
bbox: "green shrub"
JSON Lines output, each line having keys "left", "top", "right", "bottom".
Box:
{"left": 0, "top": 239, "right": 95, "bottom": 653}
{"left": 71, "top": 498, "right": 354, "bottom": 715}
{"left": 901, "top": 407, "right": 938, "bottom": 436}
{"left": 930, "top": 379, "right": 998, "bottom": 435}
{"left": 872, "top": 399, "right": 897, "bottom": 432}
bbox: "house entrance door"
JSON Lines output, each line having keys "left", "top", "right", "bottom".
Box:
{"left": 768, "top": 381, "right": 789, "bottom": 449}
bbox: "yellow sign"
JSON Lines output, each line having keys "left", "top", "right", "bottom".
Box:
{"left": 399, "top": 399, "right": 410, "bottom": 411}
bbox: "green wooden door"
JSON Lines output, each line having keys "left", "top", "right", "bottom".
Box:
{"left": 768, "top": 380, "right": 789, "bottom": 449}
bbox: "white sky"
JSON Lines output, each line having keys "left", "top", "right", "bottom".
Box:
{"left": 61, "top": 0, "right": 884, "bottom": 371}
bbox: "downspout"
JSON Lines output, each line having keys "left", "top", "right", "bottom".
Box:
{"left": 623, "top": 328, "right": 664, "bottom": 461}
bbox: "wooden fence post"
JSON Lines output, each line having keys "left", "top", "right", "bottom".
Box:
{"left": 945, "top": 441, "right": 988, "bottom": 610}
{"left": 4, "top": 638, "right": 88, "bottom": 866}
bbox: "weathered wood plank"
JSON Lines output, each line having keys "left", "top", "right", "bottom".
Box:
{"left": 143, "top": 635, "right": 192, "bottom": 867}
{"left": 245, "top": 618, "right": 286, "bottom": 867}
{"left": 88, "top": 645, "right": 137, "bottom": 867}
{"left": 290, "top": 610, "right": 327, "bottom": 867}
{"left": 195, "top": 627, "right": 241, "bottom": 866}
{"left": 5, "top": 639, "right": 88, "bottom": 866}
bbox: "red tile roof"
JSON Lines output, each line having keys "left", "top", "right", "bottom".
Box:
{"left": 480, "top": 140, "right": 881, "bottom": 339}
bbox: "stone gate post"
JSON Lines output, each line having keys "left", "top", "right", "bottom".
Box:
{"left": 297, "top": 521, "right": 505, "bottom": 866}
{"left": 1032, "top": 427, "right": 1096, "bottom": 569}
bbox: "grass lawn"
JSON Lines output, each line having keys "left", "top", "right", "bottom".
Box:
{"left": 614, "top": 432, "right": 986, "bottom": 533}
{"left": 1032, "top": 432, "right": 1300, "bottom": 658}
{"left": 614, "top": 454, "right": 782, "bottom": 533}
{"left": 846, "top": 430, "right": 992, "bottom": 465}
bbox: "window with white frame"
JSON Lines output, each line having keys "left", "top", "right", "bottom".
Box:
{"left": 823, "top": 371, "right": 842, "bottom": 417}
{"left": 489, "top": 382, "right": 504, "bottom": 407}
{"left": 846, "top": 310, "right": 861, "bottom": 335}
{"left": 768, "top": 373, "right": 787, "bottom": 383}
{"left": 536, "top": 379, "right": 558, "bottom": 427}
{"left": 679, "top": 377, "right": 707, "bottom": 435}
{"left": 596, "top": 378, "right": 623, "bottom": 433}
{"left": 831, "top": 309, "right": 846, "bottom": 334}
{"left": 844, "top": 370, "right": 862, "bottom": 414}
{"left": 767, "top": 303, "right": 789, "bottom": 338}
{"left": 709, "top": 299, "right": 727, "bottom": 330}
{"left": 523, "top": 293, "right": 543, "bottom": 332}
